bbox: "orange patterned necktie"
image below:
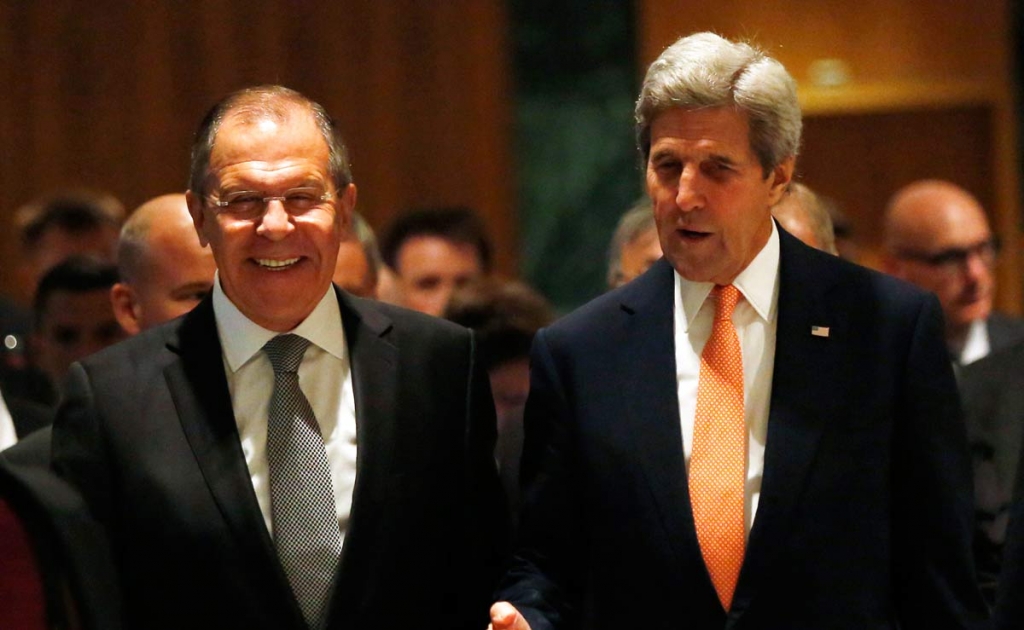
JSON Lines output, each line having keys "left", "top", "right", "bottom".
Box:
{"left": 690, "top": 284, "right": 746, "bottom": 611}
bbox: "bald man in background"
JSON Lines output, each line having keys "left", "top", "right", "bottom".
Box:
{"left": 884, "top": 180, "right": 1024, "bottom": 609}
{"left": 771, "top": 182, "right": 838, "bottom": 255}
{"left": 110, "top": 194, "right": 217, "bottom": 335}
{"left": 882, "top": 180, "right": 1024, "bottom": 366}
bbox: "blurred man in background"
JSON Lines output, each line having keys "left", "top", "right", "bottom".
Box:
{"left": 771, "top": 182, "right": 837, "bottom": 254}
{"left": 110, "top": 194, "right": 216, "bottom": 335}
{"left": 607, "top": 198, "right": 661, "bottom": 289}
{"left": 446, "top": 278, "right": 553, "bottom": 523}
{"left": 332, "top": 212, "right": 382, "bottom": 298}
{"left": 883, "top": 179, "right": 1024, "bottom": 366}
{"left": 33, "top": 256, "right": 125, "bottom": 398}
{"left": 380, "top": 207, "right": 491, "bottom": 316}
{"left": 2, "top": 190, "right": 123, "bottom": 376}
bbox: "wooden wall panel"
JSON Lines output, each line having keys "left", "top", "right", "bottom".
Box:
{"left": 0, "top": 1, "right": 515, "bottom": 299}
{"left": 637, "top": 0, "right": 1010, "bottom": 84}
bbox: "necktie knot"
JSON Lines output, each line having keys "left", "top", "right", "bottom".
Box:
{"left": 713, "top": 285, "right": 740, "bottom": 322}
{"left": 263, "top": 334, "right": 311, "bottom": 374}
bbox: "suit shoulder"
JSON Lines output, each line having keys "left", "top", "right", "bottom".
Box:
{"left": 789, "top": 242, "right": 936, "bottom": 312}
{"left": 544, "top": 258, "right": 673, "bottom": 343}
{"left": 342, "top": 294, "right": 473, "bottom": 348}
{"left": 77, "top": 318, "right": 179, "bottom": 380}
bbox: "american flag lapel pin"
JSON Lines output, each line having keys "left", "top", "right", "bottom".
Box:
{"left": 811, "top": 325, "right": 830, "bottom": 338}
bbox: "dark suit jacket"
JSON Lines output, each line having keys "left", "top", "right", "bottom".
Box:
{"left": 987, "top": 312, "right": 1024, "bottom": 356}
{"left": 993, "top": 423, "right": 1024, "bottom": 629}
{"left": 498, "top": 229, "right": 987, "bottom": 629}
{"left": 52, "top": 288, "right": 507, "bottom": 630}
{"left": 1, "top": 367, "right": 57, "bottom": 433}
{"left": 2, "top": 424, "right": 53, "bottom": 469}
{"left": 960, "top": 339, "right": 1024, "bottom": 615}
{"left": 0, "top": 442, "right": 122, "bottom": 630}
{"left": 4, "top": 389, "right": 54, "bottom": 441}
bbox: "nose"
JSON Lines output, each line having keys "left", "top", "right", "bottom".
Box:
{"left": 255, "top": 199, "right": 294, "bottom": 240}
{"left": 675, "top": 165, "right": 704, "bottom": 212}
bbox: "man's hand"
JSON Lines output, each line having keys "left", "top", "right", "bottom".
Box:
{"left": 488, "top": 601, "right": 532, "bottom": 630}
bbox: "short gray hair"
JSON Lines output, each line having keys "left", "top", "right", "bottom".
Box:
{"left": 349, "top": 211, "right": 383, "bottom": 287}
{"left": 635, "top": 32, "right": 802, "bottom": 175}
{"left": 772, "top": 183, "right": 838, "bottom": 254}
{"left": 607, "top": 197, "right": 656, "bottom": 288}
{"left": 188, "top": 85, "right": 352, "bottom": 196}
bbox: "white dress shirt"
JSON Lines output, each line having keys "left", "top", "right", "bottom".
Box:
{"left": 673, "top": 221, "right": 780, "bottom": 536}
{"left": 958, "top": 318, "right": 990, "bottom": 366}
{"left": 0, "top": 388, "right": 17, "bottom": 450}
{"left": 212, "top": 275, "right": 358, "bottom": 546}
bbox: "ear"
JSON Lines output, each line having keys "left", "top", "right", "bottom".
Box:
{"left": 766, "top": 156, "right": 796, "bottom": 207}
{"left": 110, "top": 283, "right": 142, "bottom": 336}
{"left": 185, "top": 190, "right": 210, "bottom": 247}
{"left": 336, "top": 183, "right": 357, "bottom": 237}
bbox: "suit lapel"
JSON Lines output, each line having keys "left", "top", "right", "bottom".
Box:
{"left": 620, "top": 261, "right": 713, "bottom": 588}
{"left": 162, "top": 299, "right": 290, "bottom": 597}
{"left": 329, "top": 290, "right": 398, "bottom": 617}
{"left": 732, "top": 229, "right": 840, "bottom": 613}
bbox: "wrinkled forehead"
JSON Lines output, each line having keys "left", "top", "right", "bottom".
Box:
{"left": 207, "top": 112, "right": 331, "bottom": 185}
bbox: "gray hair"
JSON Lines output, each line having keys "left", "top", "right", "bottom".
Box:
{"left": 349, "top": 211, "right": 383, "bottom": 287}
{"left": 188, "top": 85, "right": 352, "bottom": 196}
{"left": 607, "top": 197, "right": 656, "bottom": 287}
{"left": 635, "top": 32, "right": 802, "bottom": 175}
{"left": 772, "top": 183, "right": 838, "bottom": 254}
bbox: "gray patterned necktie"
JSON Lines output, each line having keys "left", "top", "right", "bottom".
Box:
{"left": 263, "top": 334, "right": 342, "bottom": 629}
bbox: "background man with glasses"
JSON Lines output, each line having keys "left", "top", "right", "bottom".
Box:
{"left": 884, "top": 179, "right": 1024, "bottom": 609}
{"left": 52, "top": 85, "right": 506, "bottom": 630}
{"left": 882, "top": 179, "right": 1024, "bottom": 366}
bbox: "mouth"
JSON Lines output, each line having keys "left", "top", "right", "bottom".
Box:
{"left": 254, "top": 257, "right": 301, "bottom": 271}
{"left": 678, "top": 228, "right": 712, "bottom": 241}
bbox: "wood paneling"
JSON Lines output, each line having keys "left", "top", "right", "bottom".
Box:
{"left": 0, "top": 1, "right": 515, "bottom": 299}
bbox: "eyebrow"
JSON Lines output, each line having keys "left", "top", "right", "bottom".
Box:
{"left": 708, "top": 153, "right": 739, "bottom": 166}
{"left": 649, "top": 149, "right": 677, "bottom": 163}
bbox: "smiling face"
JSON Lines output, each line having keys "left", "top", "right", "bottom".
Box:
{"left": 646, "top": 106, "right": 792, "bottom": 285}
{"left": 187, "top": 108, "right": 356, "bottom": 332}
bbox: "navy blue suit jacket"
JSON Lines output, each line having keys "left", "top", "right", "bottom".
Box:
{"left": 52, "top": 288, "right": 507, "bottom": 630}
{"left": 499, "top": 229, "right": 986, "bottom": 629}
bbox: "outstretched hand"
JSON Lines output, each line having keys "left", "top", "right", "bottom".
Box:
{"left": 487, "top": 601, "right": 532, "bottom": 630}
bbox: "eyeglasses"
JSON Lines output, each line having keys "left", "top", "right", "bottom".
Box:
{"left": 208, "top": 187, "right": 334, "bottom": 220}
{"left": 897, "top": 237, "right": 1000, "bottom": 273}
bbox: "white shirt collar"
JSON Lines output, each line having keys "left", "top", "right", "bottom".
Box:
{"left": 676, "top": 219, "right": 781, "bottom": 332}
{"left": 958, "top": 317, "right": 990, "bottom": 366}
{"left": 211, "top": 271, "right": 346, "bottom": 373}
{"left": 0, "top": 388, "right": 17, "bottom": 449}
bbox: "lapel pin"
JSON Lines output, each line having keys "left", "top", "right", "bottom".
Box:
{"left": 811, "top": 325, "right": 830, "bottom": 338}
